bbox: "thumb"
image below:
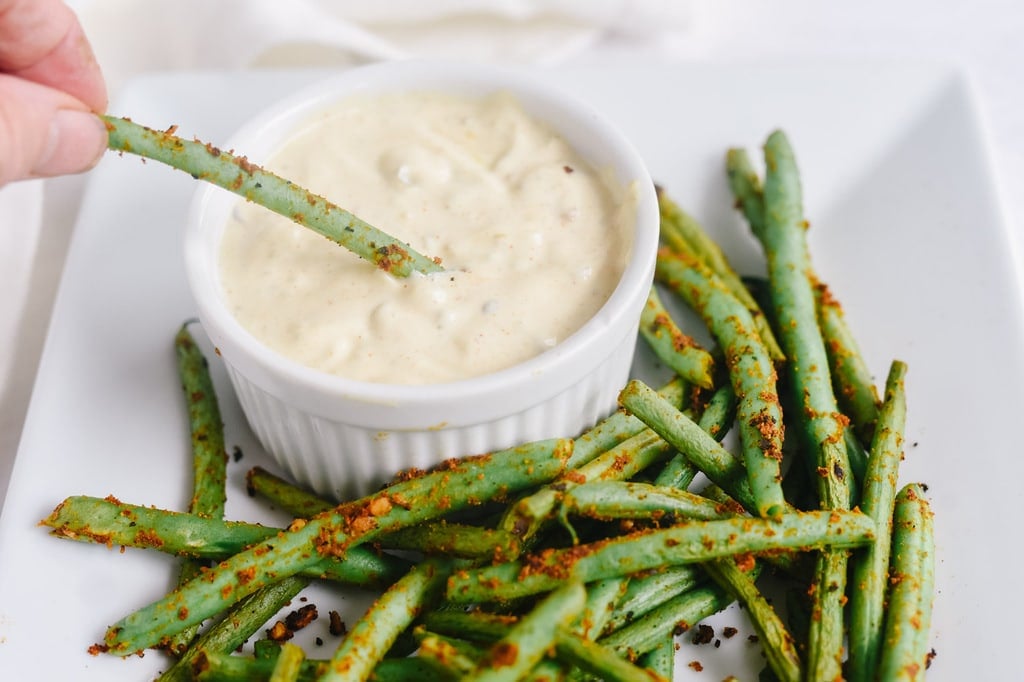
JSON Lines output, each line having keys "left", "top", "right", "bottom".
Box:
{"left": 0, "top": 74, "right": 107, "bottom": 186}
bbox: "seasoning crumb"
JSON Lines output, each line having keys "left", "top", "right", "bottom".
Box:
{"left": 563, "top": 165, "right": 574, "bottom": 173}
{"left": 747, "top": 634, "right": 759, "bottom": 643}
{"left": 285, "top": 604, "right": 318, "bottom": 631}
{"left": 329, "top": 610, "right": 347, "bottom": 637}
{"left": 926, "top": 648, "right": 937, "bottom": 668}
{"left": 722, "top": 626, "right": 739, "bottom": 639}
{"left": 232, "top": 446, "right": 244, "bottom": 462}
{"left": 688, "top": 660, "right": 703, "bottom": 672}
{"left": 692, "top": 623, "right": 715, "bottom": 645}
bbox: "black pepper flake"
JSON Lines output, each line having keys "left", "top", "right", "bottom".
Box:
{"left": 315, "top": 637, "right": 324, "bottom": 646}
{"left": 232, "top": 446, "right": 244, "bottom": 462}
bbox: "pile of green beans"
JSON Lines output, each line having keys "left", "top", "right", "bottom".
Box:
{"left": 42, "top": 130, "right": 935, "bottom": 681}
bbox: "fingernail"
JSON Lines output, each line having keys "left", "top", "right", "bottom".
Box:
{"left": 33, "top": 109, "right": 108, "bottom": 178}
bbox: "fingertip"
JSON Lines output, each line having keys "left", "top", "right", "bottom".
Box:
{"left": 32, "top": 108, "right": 108, "bottom": 178}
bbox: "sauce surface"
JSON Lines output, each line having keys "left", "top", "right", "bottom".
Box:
{"left": 219, "top": 91, "right": 635, "bottom": 384}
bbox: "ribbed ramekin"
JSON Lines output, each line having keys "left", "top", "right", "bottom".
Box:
{"left": 184, "top": 60, "right": 659, "bottom": 500}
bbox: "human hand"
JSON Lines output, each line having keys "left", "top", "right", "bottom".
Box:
{"left": 0, "top": 0, "right": 108, "bottom": 186}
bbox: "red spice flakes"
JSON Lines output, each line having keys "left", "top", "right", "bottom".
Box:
{"left": 177, "top": 606, "right": 189, "bottom": 621}
{"left": 87, "top": 643, "right": 110, "bottom": 656}
{"left": 688, "top": 660, "right": 704, "bottom": 672}
{"left": 488, "top": 642, "right": 519, "bottom": 668}
{"left": 133, "top": 528, "right": 163, "bottom": 548}
{"left": 926, "top": 648, "right": 937, "bottom": 668}
{"left": 235, "top": 567, "right": 256, "bottom": 586}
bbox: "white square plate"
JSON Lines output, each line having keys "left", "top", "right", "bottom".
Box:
{"left": 0, "top": 63, "right": 1019, "bottom": 680}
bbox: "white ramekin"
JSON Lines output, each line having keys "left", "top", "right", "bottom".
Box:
{"left": 184, "top": 60, "right": 659, "bottom": 501}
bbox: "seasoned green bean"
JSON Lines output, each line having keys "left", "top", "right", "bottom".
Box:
{"left": 103, "top": 116, "right": 441, "bottom": 277}
{"left": 448, "top": 510, "right": 874, "bottom": 603}
{"left": 319, "top": 559, "right": 456, "bottom": 682}
{"left": 877, "top": 484, "right": 934, "bottom": 681}
{"left": 847, "top": 361, "right": 908, "bottom": 682}
{"left": 103, "top": 439, "right": 571, "bottom": 653}
{"left": 463, "top": 582, "right": 586, "bottom": 682}
{"left": 639, "top": 286, "right": 715, "bottom": 389}
{"left": 654, "top": 251, "right": 786, "bottom": 518}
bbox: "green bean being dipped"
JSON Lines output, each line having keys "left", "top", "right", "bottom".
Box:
{"left": 103, "top": 116, "right": 442, "bottom": 277}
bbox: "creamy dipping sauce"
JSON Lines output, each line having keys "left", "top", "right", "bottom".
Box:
{"left": 219, "top": 91, "right": 636, "bottom": 384}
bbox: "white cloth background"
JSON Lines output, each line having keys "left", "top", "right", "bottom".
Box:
{"left": 1, "top": 0, "right": 1021, "bottom": 506}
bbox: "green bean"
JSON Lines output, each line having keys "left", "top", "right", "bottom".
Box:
{"left": 639, "top": 286, "right": 715, "bottom": 389}
{"left": 817, "top": 283, "right": 881, "bottom": 443}
{"left": 43, "top": 496, "right": 408, "bottom": 587}
{"left": 695, "top": 382, "right": 737, "bottom": 443}
{"left": 415, "top": 632, "right": 481, "bottom": 677}
{"left": 447, "top": 510, "right": 874, "bottom": 603}
{"left": 877, "top": 484, "right": 934, "bottom": 681}
{"left": 654, "top": 251, "right": 786, "bottom": 518}
{"left": 103, "top": 439, "right": 571, "bottom": 653}
{"left": 268, "top": 643, "right": 305, "bottom": 682}
{"left": 637, "top": 636, "right": 674, "bottom": 681}
{"left": 247, "top": 467, "right": 519, "bottom": 560}
{"left": 599, "top": 583, "right": 734, "bottom": 660}
{"left": 757, "top": 130, "right": 852, "bottom": 680}
{"left": 194, "top": 653, "right": 453, "bottom": 682}
{"left": 501, "top": 430, "right": 671, "bottom": 543}
{"left": 168, "top": 322, "right": 229, "bottom": 653}
{"left": 463, "top": 582, "right": 586, "bottom": 682}
{"left": 658, "top": 189, "right": 784, "bottom": 361}
{"left": 103, "top": 116, "right": 441, "bottom": 277}
{"left": 558, "top": 481, "right": 737, "bottom": 528}
{"left": 159, "top": 576, "right": 309, "bottom": 682}
{"left": 247, "top": 466, "right": 334, "bottom": 517}
{"left": 847, "top": 361, "right": 908, "bottom": 682}
{"left": 618, "top": 379, "right": 757, "bottom": 513}
{"left": 603, "top": 565, "right": 705, "bottom": 634}
{"left": 579, "top": 577, "right": 630, "bottom": 640}
{"left": 568, "top": 379, "right": 685, "bottom": 470}
{"left": 319, "top": 559, "right": 455, "bottom": 681}
{"left": 649, "top": 382, "right": 734, "bottom": 492}
{"left": 703, "top": 559, "right": 800, "bottom": 682}
{"left": 554, "top": 629, "right": 667, "bottom": 682}
{"left": 725, "top": 148, "right": 767, "bottom": 238}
